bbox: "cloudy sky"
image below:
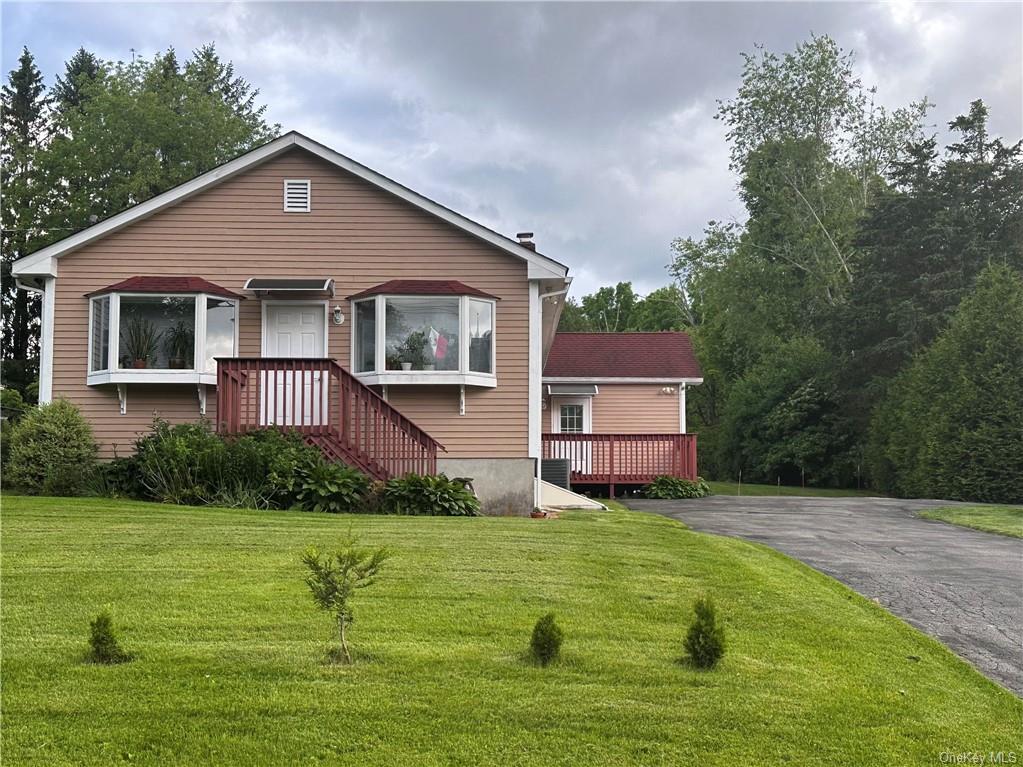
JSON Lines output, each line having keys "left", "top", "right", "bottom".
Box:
{"left": 3, "top": 2, "right": 1021, "bottom": 296}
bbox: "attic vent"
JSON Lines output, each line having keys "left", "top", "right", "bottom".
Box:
{"left": 283, "top": 179, "right": 311, "bottom": 212}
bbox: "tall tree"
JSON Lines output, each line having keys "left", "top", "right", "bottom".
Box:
{"left": 52, "top": 47, "right": 101, "bottom": 111}
{"left": 185, "top": 44, "right": 274, "bottom": 142}
{"left": 671, "top": 34, "right": 929, "bottom": 484}
{"left": 868, "top": 263, "right": 1023, "bottom": 503}
{"left": 716, "top": 35, "right": 927, "bottom": 307}
{"left": 843, "top": 101, "right": 1023, "bottom": 384}
{"left": 1, "top": 47, "right": 48, "bottom": 381}
{"left": 43, "top": 47, "right": 280, "bottom": 244}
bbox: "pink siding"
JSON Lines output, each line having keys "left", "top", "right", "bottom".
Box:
{"left": 51, "top": 148, "right": 529, "bottom": 458}
{"left": 545, "top": 383, "right": 681, "bottom": 434}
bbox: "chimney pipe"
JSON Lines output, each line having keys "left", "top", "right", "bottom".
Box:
{"left": 517, "top": 231, "right": 536, "bottom": 251}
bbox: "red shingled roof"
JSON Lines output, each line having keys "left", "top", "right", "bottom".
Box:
{"left": 347, "top": 279, "right": 499, "bottom": 301}
{"left": 544, "top": 332, "right": 702, "bottom": 379}
{"left": 86, "top": 276, "right": 244, "bottom": 300}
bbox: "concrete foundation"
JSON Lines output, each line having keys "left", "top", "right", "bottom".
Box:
{"left": 436, "top": 457, "right": 535, "bottom": 516}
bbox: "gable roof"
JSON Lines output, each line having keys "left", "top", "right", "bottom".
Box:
{"left": 347, "top": 279, "right": 499, "bottom": 301}
{"left": 85, "top": 276, "right": 245, "bottom": 300}
{"left": 12, "top": 131, "right": 569, "bottom": 282}
{"left": 543, "top": 332, "right": 703, "bottom": 381}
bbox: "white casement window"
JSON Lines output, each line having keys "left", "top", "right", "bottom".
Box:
{"left": 351, "top": 294, "right": 497, "bottom": 387}
{"left": 283, "top": 179, "right": 311, "bottom": 212}
{"left": 86, "top": 293, "right": 239, "bottom": 385}
{"left": 89, "top": 295, "right": 111, "bottom": 372}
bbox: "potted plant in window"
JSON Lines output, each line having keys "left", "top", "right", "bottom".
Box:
{"left": 121, "top": 315, "right": 161, "bottom": 369}
{"left": 164, "top": 321, "right": 194, "bottom": 369}
{"left": 398, "top": 330, "right": 428, "bottom": 371}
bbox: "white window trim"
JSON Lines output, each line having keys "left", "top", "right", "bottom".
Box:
{"left": 88, "top": 294, "right": 111, "bottom": 373}
{"left": 551, "top": 397, "right": 592, "bottom": 434}
{"left": 282, "top": 179, "right": 311, "bottom": 212}
{"left": 260, "top": 300, "right": 330, "bottom": 358}
{"left": 86, "top": 291, "right": 239, "bottom": 387}
{"left": 349, "top": 294, "right": 498, "bottom": 387}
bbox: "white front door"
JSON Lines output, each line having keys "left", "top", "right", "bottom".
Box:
{"left": 262, "top": 303, "right": 327, "bottom": 426}
{"left": 550, "top": 398, "right": 593, "bottom": 474}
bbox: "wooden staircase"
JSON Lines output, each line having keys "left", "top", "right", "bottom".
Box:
{"left": 216, "top": 358, "right": 442, "bottom": 480}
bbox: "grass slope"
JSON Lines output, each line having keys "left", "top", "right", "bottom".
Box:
{"left": 706, "top": 481, "right": 879, "bottom": 497}
{"left": 919, "top": 505, "right": 1023, "bottom": 539}
{"left": 2, "top": 496, "right": 1019, "bottom": 766}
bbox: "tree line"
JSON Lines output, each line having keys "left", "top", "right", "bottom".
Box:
{"left": 1, "top": 45, "right": 278, "bottom": 393}
{"left": 561, "top": 36, "right": 1022, "bottom": 502}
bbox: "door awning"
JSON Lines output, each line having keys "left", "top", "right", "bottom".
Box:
{"left": 244, "top": 278, "right": 335, "bottom": 297}
{"left": 546, "top": 384, "right": 598, "bottom": 396}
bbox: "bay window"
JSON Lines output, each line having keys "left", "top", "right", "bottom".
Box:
{"left": 352, "top": 293, "right": 497, "bottom": 386}
{"left": 87, "top": 291, "right": 238, "bottom": 385}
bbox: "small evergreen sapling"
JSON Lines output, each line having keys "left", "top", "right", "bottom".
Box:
{"left": 530, "top": 612, "right": 564, "bottom": 666}
{"left": 87, "top": 610, "right": 132, "bottom": 664}
{"left": 302, "top": 539, "right": 390, "bottom": 664}
{"left": 684, "top": 596, "right": 725, "bottom": 669}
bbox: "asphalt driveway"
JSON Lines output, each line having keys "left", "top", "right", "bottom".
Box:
{"left": 625, "top": 496, "right": 1023, "bottom": 695}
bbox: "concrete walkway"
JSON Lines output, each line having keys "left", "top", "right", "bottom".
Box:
{"left": 625, "top": 495, "right": 1023, "bottom": 695}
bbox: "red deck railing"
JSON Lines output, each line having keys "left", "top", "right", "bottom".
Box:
{"left": 541, "top": 433, "right": 697, "bottom": 494}
{"left": 216, "top": 358, "right": 442, "bottom": 479}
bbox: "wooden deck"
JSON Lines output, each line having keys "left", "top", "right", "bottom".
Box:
{"left": 541, "top": 433, "right": 697, "bottom": 494}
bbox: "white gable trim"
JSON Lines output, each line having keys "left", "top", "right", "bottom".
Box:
{"left": 12, "top": 132, "right": 570, "bottom": 281}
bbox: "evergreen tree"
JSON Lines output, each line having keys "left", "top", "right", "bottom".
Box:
{"left": 869, "top": 264, "right": 1023, "bottom": 502}
{"left": 52, "top": 47, "right": 101, "bottom": 111}
{"left": 185, "top": 43, "right": 274, "bottom": 143}
{"left": 42, "top": 46, "right": 280, "bottom": 242}
{"left": 1, "top": 47, "right": 48, "bottom": 384}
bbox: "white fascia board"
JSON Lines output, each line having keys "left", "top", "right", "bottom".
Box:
{"left": 543, "top": 376, "right": 704, "bottom": 385}
{"left": 528, "top": 280, "right": 542, "bottom": 460}
{"left": 12, "top": 131, "right": 571, "bottom": 282}
{"left": 38, "top": 277, "right": 56, "bottom": 403}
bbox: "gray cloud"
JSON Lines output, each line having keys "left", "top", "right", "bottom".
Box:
{"left": 4, "top": 1, "right": 1021, "bottom": 295}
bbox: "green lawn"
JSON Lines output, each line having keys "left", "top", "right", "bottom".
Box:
{"left": 2, "top": 496, "right": 1019, "bottom": 766}
{"left": 706, "top": 480, "right": 879, "bottom": 497}
{"left": 919, "top": 505, "right": 1023, "bottom": 538}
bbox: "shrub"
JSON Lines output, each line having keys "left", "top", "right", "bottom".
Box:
{"left": 223, "top": 428, "right": 324, "bottom": 508}
{"left": 644, "top": 475, "right": 711, "bottom": 499}
{"left": 133, "top": 419, "right": 228, "bottom": 504}
{"left": 684, "top": 596, "right": 725, "bottom": 669}
{"left": 87, "top": 456, "right": 145, "bottom": 499}
{"left": 530, "top": 612, "right": 563, "bottom": 666}
{"left": 1, "top": 387, "right": 27, "bottom": 422}
{"left": 295, "top": 461, "right": 370, "bottom": 513}
{"left": 302, "top": 539, "right": 390, "bottom": 664}
{"left": 381, "top": 474, "right": 481, "bottom": 516}
{"left": 6, "top": 400, "right": 98, "bottom": 495}
{"left": 87, "top": 610, "right": 132, "bottom": 664}
{"left": 132, "top": 421, "right": 328, "bottom": 508}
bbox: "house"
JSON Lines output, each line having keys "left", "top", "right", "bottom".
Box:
{"left": 12, "top": 131, "right": 698, "bottom": 513}
{"left": 542, "top": 332, "right": 703, "bottom": 495}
